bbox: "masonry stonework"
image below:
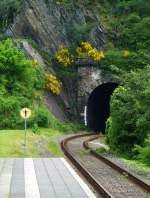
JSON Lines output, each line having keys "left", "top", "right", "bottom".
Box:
{"left": 78, "top": 67, "right": 114, "bottom": 121}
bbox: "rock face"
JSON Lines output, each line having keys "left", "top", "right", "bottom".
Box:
{"left": 9, "top": 0, "right": 106, "bottom": 55}
{"left": 17, "top": 40, "right": 68, "bottom": 121}
{"left": 8, "top": 0, "right": 110, "bottom": 122}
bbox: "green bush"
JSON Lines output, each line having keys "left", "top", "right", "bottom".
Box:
{"left": 31, "top": 106, "right": 51, "bottom": 128}
{"left": 0, "top": 39, "right": 83, "bottom": 131}
{"left": 108, "top": 0, "right": 150, "bottom": 52}
{"left": 106, "top": 66, "right": 150, "bottom": 156}
{"left": 0, "top": 0, "right": 23, "bottom": 30}
{"left": 110, "top": 13, "right": 150, "bottom": 50}
{"left": 0, "top": 39, "right": 45, "bottom": 129}
{"left": 115, "top": 0, "right": 150, "bottom": 17}
{"left": 134, "top": 135, "right": 150, "bottom": 165}
{"left": 97, "top": 49, "right": 150, "bottom": 74}
{"left": 0, "top": 96, "right": 27, "bottom": 128}
{"left": 32, "top": 123, "right": 40, "bottom": 134}
{"left": 0, "top": 39, "right": 41, "bottom": 97}
{"left": 68, "top": 22, "right": 95, "bottom": 47}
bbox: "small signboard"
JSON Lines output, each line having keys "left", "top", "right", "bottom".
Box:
{"left": 20, "top": 108, "right": 32, "bottom": 119}
{"left": 20, "top": 108, "right": 32, "bottom": 156}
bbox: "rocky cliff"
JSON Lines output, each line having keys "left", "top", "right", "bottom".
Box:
{"left": 17, "top": 40, "right": 68, "bottom": 121}
{"left": 9, "top": 0, "right": 106, "bottom": 55}
{"left": 8, "top": 0, "right": 107, "bottom": 121}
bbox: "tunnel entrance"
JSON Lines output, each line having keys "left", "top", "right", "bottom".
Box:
{"left": 87, "top": 82, "right": 118, "bottom": 133}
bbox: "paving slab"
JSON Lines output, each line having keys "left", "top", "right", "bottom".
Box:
{"left": 10, "top": 159, "right": 25, "bottom": 198}
{"left": 0, "top": 158, "right": 96, "bottom": 198}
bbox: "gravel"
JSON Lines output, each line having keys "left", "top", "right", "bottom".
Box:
{"left": 67, "top": 136, "right": 150, "bottom": 198}
{"left": 89, "top": 138, "right": 150, "bottom": 186}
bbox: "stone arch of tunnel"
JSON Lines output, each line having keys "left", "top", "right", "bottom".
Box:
{"left": 87, "top": 82, "right": 118, "bottom": 133}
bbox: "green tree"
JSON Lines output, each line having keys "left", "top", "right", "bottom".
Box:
{"left": 0, "top": 0, "right": 23, "bottom": 30}
{"left": 106, "top": 66, "right": 150, "bottom": 156}
{"left": 135, "top": 135, "right": 150, "bottom": 165}
{"left": 115, "top": 0, "right": 150, "bottom": 17}
{"left": 0, "top": 39, "right": 47, "bottom": 129}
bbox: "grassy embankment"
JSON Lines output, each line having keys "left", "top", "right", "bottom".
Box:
{"left": 0, "top": 129, "right": 64, "bottom": 157}
{"left": 96, "top": 139, "right": 150, "bottom": 176}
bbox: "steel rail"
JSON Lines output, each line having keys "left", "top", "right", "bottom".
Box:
{"left": 61, "top": 133, "right": 150, "bottom": 197}
{"left": 61, "top": 133, "right": 113, "bottom": 198}
{"left": 83, "top": 135, "right": 150, "bottom": 193}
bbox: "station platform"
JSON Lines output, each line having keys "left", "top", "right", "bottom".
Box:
{"left": 0, "top": 158, "right": 96, "bottom": 198}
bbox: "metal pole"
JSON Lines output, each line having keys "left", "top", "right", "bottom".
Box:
{"left": 84, "top": 105, "right": 87, "bottom": 126}
{"left": 24, "top": 119, "right": 27, "bottom": 156}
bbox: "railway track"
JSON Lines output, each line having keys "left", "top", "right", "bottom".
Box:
{"left": 61, "top": 133, "right": 150, "bottom": 198}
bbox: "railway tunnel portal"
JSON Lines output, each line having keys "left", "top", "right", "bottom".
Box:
{"left": 87, "top": 82, "right": 118, "bottom": 132}
{"left": 77, "top": 65, "right": 118, "bottom": 133}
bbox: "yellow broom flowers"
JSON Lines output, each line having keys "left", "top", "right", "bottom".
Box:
{"left": 32, "top": 59, "right": 38, "bottom": 66}
{"left": 56, "top": 46, "right": 74, "bottom": 66}
{"left": 76, "top": 42, "right": 105, "bottom": 61}
{"left": 123, "top": 50, "right": 130, "bottom": 57}
{"left": 45, "top": 74, "right": 62, "bottom": 95}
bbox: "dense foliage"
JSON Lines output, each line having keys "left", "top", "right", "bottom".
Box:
{"left": 0, "top": 0, "right": 22, "bottom": 30}
{"left": 0, "top": 39, "right": 83, "bottom": 132}
{"left": 0, "top": 39, "right": 48, "bottom": 128}
{"left": 106, "top": 66, "right": 150, "bottom": 156}
{"left": 115, "top": 0, "right": 150, "bottom": 17}
{"left": 111, "top": 13, "right": 150, "bottom": 52}
{"left": 104, "top": 0, "right": 150, "bottom": 164}
{"left": 135, "top": 135, "right": 150, "bottom": 165}
{"left": 96, "top": 0, "right": 150, "bottom": 74}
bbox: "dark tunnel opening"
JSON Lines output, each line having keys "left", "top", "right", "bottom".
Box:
{"left": 87, "top": 82, "right": 118, "bottom": 133}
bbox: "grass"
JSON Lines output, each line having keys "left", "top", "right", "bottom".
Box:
{"left": 96, "top": 147, "right": 109, "bottom": 154}
{"left": 120, "top": 158, "right": 150, "bottom": 176}
{"left": 96, "top": 146, "right": 150, "bottom": 178}
{"left": 96, "top": 145, "right": 150, "bottom": 177}
{"left": 79, "top": 149, "right": 90, "bottom": 157}
{"left": 0, "top": 129, "right": 64, "bottom": 157}
{"left": 47, "top": 141, "right": 63, "bottom": 157}
{"left": 95, "top": 137, "right": 150, "bottom": 176}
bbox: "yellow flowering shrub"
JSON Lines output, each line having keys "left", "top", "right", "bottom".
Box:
{"left": 45, "top": 74, "right": 62, "bottom": 95}
{"left": 56, "top": 46, "right": 74, "bottom": 66}
{"left": 32, "top": 58, "right": 38, "bottom": 66}
{"left": 123, "top": 50, "right": 130, "bottom": 57}
{"left": 76, "top": 42, "right": 105, "bottom": 61}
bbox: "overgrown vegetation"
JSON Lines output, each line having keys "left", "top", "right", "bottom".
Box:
{"left": 135, "top": 135, "right": 150, "bottom": 166}
{"left": 0, "top": 39, "right": 46, "bottom": 128}
{"left": 105, "top": 0, "right": 150, "bottom": 164}
{"left": 106, "top": 67, "right": 150, "bottom": 156}
{"left": 95, "top": 0, "right": 150, "bottom": 74}
{"left": 0, "top": 0, "right": 23, "bottom": 31}
{"left": 0, "top": 39, "right": 83, "bottom": 132}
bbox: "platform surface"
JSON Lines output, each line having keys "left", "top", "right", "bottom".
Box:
{"left": 0, "top": 158, "right": 96, "bottom": 198}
